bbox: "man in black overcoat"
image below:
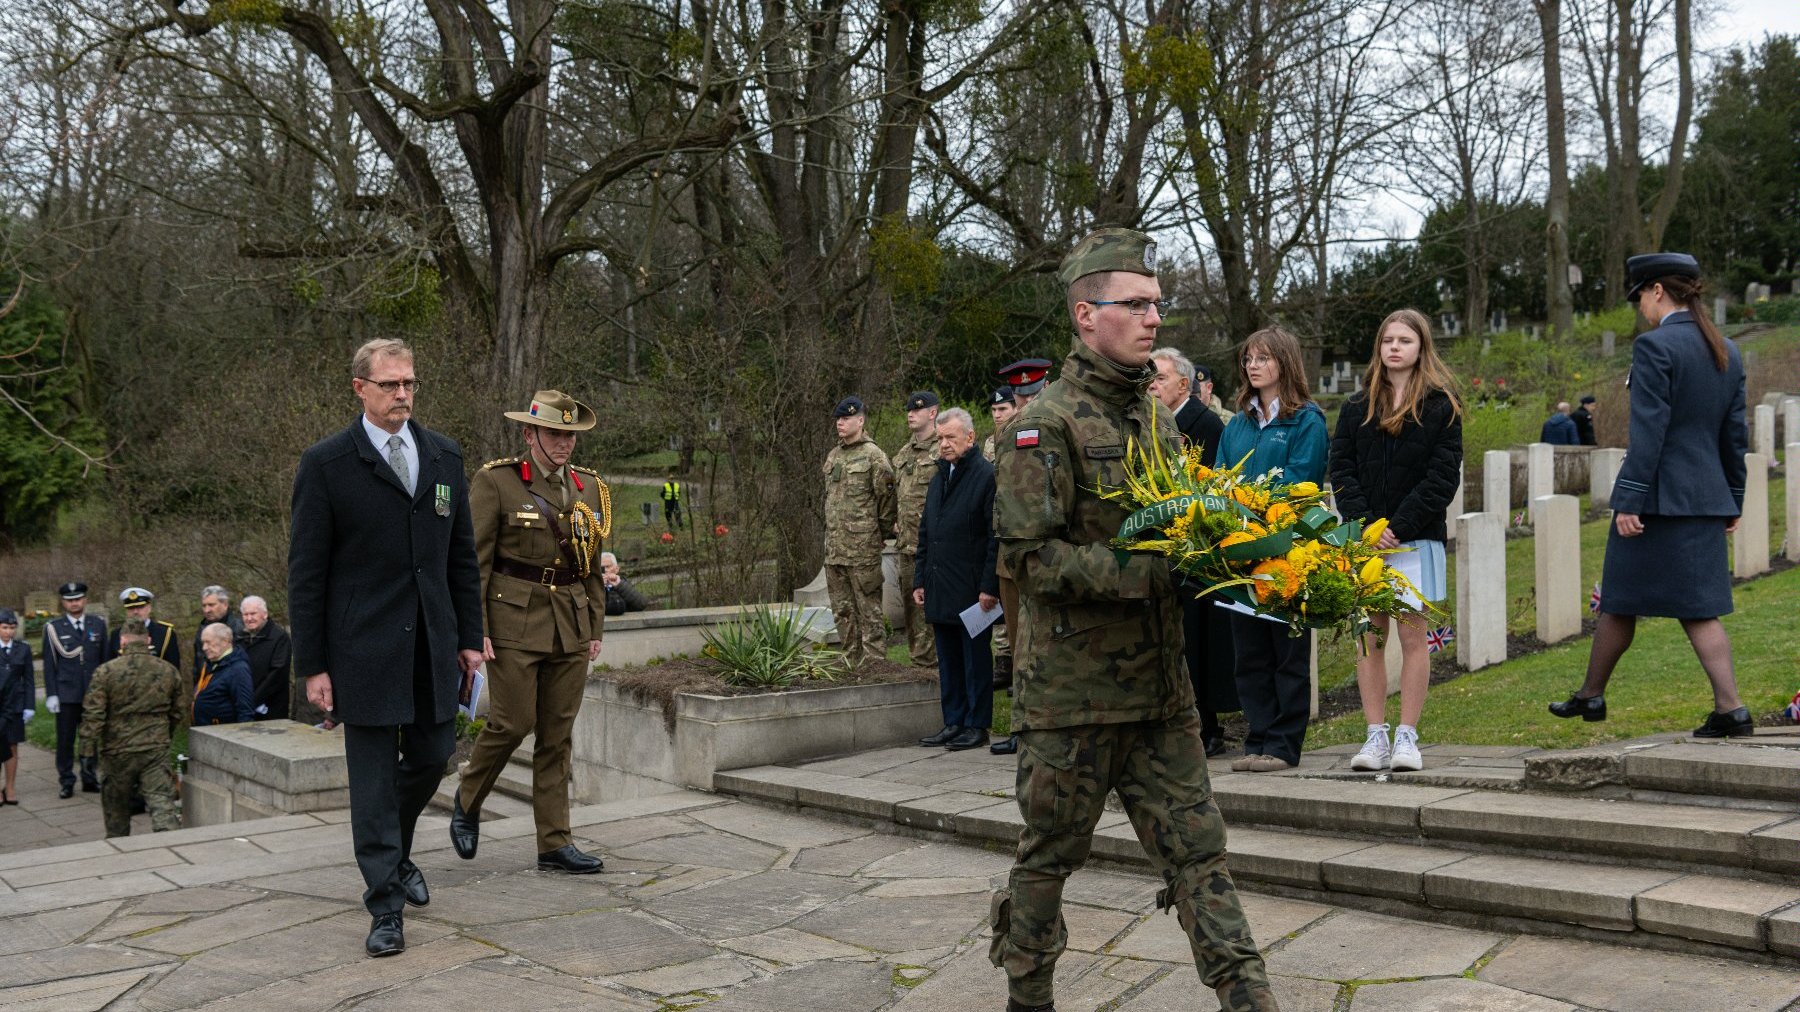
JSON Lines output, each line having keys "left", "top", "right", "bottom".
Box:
{"left": 288, "top": 338, "right": 484, "bottom": 958}
{"left": 1150, "top": 347, "right": 1236, "bottom": 757}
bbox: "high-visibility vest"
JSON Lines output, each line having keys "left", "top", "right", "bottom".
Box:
{"left": 661, "top": 481, "right": 681, "bottom": 503}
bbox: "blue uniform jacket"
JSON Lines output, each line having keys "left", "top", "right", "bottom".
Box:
{"left": 1218, "top": 401, "right": 1330, "bottom": 484}
{"left": 43, "top": 615, "right": 107, "bottom": 703}
{"left": 1611, "top": 311, "right": 1748, "bottom": 517}
{"left": 194, "top": 650, "right": 255, "bottom": 725}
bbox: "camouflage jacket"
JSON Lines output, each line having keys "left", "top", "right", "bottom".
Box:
{"left": 77, "top": 645, "right": 184, "bottom": 758}
{"left": 822, "top": 436, "right": 897, "bottom": 565}
{"left": 892, "top": 430, "right": 938, "bottom": 554}
{"left": 993, "top": 339, "right": 1194, "bottom": 731}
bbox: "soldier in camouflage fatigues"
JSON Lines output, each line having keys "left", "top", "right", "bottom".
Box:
{"left": 988, "top": 229, "right": 1276, "bottom": 1012}
{"left": 823, "top": 396, "right": 898, "bottom": 667}
{"left": 78, "top": 617, "right": 184, "bottom": 838}
{"left": 982, "top": 386, "right": 1018, "bottom": 674}
{"left": 891, "top": 391, "right": 940, "bottom": 668}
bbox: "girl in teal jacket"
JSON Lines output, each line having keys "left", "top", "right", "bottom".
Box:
{"left": 1218, "top": 326, "right": 1329, "bottom": 772}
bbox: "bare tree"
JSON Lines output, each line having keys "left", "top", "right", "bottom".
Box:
{"left": 1537, "top": 0, "right": 1575, "bottom": 338}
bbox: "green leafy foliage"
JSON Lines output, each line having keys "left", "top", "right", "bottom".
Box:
{"left": 368, "top": 263, "right": 443, "bottom": 332}
{"left": 0, "top": 283, "right": 105, "bottom": 545}
{"left": 701, "top": 606, "right": 846, "bottom": 688}
{"left": 212, "top": 0, "right": 284, "bottom": 28}
{"left": 869, "top": 215, "right": 944, "bottom": 300}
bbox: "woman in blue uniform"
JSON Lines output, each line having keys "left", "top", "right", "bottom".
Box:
{"left": 1549, "top": 253, "right": 1752, "bottom": 737}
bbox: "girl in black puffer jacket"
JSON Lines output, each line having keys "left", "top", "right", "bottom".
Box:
{"left": 1329, "top": 309, "right": 1463, "bottom": 774}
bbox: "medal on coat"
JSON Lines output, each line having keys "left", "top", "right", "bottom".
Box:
{"left": 435, "top": 483, "right": 452, "bottom": 517}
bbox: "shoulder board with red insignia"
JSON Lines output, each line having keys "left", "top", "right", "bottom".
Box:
{"left": 1015, "top": 429, "right": 1040, "bottom": 448}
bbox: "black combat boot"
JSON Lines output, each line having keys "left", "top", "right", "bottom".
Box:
{"left": 991, "top": 653, "right": 1013, "bottom": 691}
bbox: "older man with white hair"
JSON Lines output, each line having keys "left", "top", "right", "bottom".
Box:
{"left": 194, "top": 623, "right": 254, "bottom": 726}
{"left": 601, "top": 552, "right": 651, "bottom": 615}
{"left": 191, "top": 585, "right": 246, "bottom": 681}
{"left": 239, "top": 596, "right": 294, "bottom": 721}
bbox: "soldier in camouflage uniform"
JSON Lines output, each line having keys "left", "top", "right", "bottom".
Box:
{"left": 822, "top": 396, "right": 897, "bottom": 668}
{"left": 988, "top": 229, "right": 1276, "bottom": 1012}
{"left": 982, "top": 386, "right": 1018, "bottom": 683}
{"left": 891, "top": 391, "right": 940, "bottom": 668}
{"left": 78, "top": 616, "right": 184, "bottom": 838}
{"left": 989, "top": 360, "right": 1051, "bottom": 756}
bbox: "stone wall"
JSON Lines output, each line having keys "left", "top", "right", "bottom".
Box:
{"left": 183, "top": 722, "right": 348, "bottom": 827}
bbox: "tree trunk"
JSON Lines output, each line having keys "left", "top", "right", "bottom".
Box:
{"left": 1613, "top": 0, "right": 1646, "bottom": 255}
{"left": 1537, "top": 0, "right": 1575, "bottom": 338}
{"left": 1645, "top": 0, "right": 1694, "bottom": 248}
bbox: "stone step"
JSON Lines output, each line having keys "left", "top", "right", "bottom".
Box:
{"left": 713, "top": 765, "right": 1800, "bottom": 960}
{"left": 1621, "top": 742, "right": 1800, "bottom": 804}
{"left": 427, "top": 774, "right": 534, "bottom": 821}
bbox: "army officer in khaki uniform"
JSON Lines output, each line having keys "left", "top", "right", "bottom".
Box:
{"left": 450, "top": 390, "right": 612, "bottom": 874}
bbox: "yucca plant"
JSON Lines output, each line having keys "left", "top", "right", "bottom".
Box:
{"left": 701, "top": 606, "right": 846, "bottom": 688}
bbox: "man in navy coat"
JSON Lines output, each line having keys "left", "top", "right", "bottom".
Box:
{"left": 43, "top": 581, "right": 106, "bottom": 797}
{"left": 288, "top": 338, "right": 484, "bottom": 958}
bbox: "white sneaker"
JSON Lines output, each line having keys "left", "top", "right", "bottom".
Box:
{"left": 1350, "top": 724, "right": 1390, "bottom": 771}
{"left": 1391, "top": 725, "right": 1423, "bottom": 772}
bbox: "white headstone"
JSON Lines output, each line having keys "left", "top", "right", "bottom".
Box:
{"left": 1784, "top": 399, "right": 1800, "bottom": 463}
{"left": 1444, "top": 464, "right": 1465, "bottom": 545}
{"left": 1589, "top": 448, "right": 1626, "bottom": 511}
{"left": 1307, "top": 631, "right": 1320, "bottom": 719}
{"left": 1483, "top": 450, "right": 1511, "bottom": 515}
{"left": 1455, "top": 512, "right": 1507, "bottom": 670}
{"left": 1789, "top": 444, "right": 1800, "bottom": 564}
{"left": 1601, "top": 330, "right": 1615, "bottom": 357}
{"left": 1527, "top": 443, "right": 1555, "bottom": 521}
{"left": 1754, "top": 404, "right": 1777, "bottom": 463}
{"left": 1533, "top": 494, "right": 1582, "bottom": 644}
{"left": 1714, "top": 296, "right": 1728, "bottom": 325}
{"left": 1734, "top": 453, "right": 1770, "bottom": 579}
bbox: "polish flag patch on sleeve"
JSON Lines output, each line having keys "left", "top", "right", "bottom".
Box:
{"left": 1015, "top": 429, "right": 1040, "bottom": 448}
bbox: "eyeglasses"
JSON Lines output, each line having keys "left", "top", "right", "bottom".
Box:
{"left": 1087, "top": 298, "right": 1171, "bottom": 316}
{"left": 362, "top": 378, "right": 421, "bottom": 393}
{"left": 1242, "top": 354, "right": 1276, "bottom": 367}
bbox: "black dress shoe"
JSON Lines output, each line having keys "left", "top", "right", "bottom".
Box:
{"left": 449, "top": 794, "right": 479, "bottom": 860}
{"left": 1202, "top": 734, "right": 1228, "bottom": 758}
{"left": 1548, "top": 691, "right": 1606, "bottom": 722}
{"left": 58, "top": 784, "right": 74, "bottom": 799}
{"left": 1007, "top": 999, "right": 1055, "bottom": 1012}
{"left": 538, "top": 844, "right": 604, "bottom": 874}
{"left": 398, "top": 860, "right": 429, "bottom": 907}
{"left": 366, "top": 912, "right": 405, "bottom": 957}
{"left": 990, "top": 735, "right": 1019, "bottom": 756}
{"left": 946, "top": 727, "right": 990, "bottom": 751}
{"left": 1693, "top": 706, "right": 1754, "bottom": 738}
{"left": 919, "top": 725, "right": 961, "bottom": 747}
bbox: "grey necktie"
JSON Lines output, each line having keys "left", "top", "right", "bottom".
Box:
{"left": 387, "top": 434, "right": 413, "bottom": 495}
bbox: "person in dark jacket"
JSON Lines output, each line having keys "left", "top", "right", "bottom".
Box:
{"left": 288, "top": 338, "right": 485, "bottom": 958}
{"left": 43, "top": 581, "right": 106, "bottom": 797}
{"left": 1571, "top": 395, "right": 1599, "bottom": 446}
{"left": 1217, "top": 327, "right": 1329, "bottom": 773}
{"left": 193, "top": 623, "right": 255, "bottom": 726}
{"left": 911, "top": 408, "right": 1000, "bottom": 752}
{"left": 1150, "top": 346, "right": 1236, "bottom": 757}
{"left": 0, "top": 609, "right": 32, "bottom": 805}
{"left": 106, "top": 587, "right": 182, "bottom": 672}
{"left": 191, "top": 586, "right": 247, "bottom": 682}
{"left": 1330, "top": 309, "right": 1463, "bottom": 774}
{"left": 601, "top": 552, "right": 652, "bottom": 616}
{"left": 1540, "top": 403, "right": 1579, "bottom": 445}
{"left": 238, "top": 596, "right": 292, "bottom": 720}
{"left": 1551, "top": 253, "right": 1753, "bottom": 737}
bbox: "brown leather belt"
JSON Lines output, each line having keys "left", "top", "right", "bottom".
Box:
{"left": 493, "top": 558, "right": 580, "bottom": 587}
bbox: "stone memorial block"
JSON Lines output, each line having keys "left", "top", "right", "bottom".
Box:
{"left": 1589, "top": 448, "right": 1626, "bottom": 511}
{"left": 24, "top": 590, "right": 57, "bottom": 616}
{"left": 1532, "top": 494, "right": 1581, "bottom": 644}
{"left": 1754, "top": 404, "right": 1776, "bottom": 463}
{"left": 1601, "top": 330, "right": 1615, "bottom": 357}
{"left": 1483, "top": 450, "right": 1510, "bottom": 515}
{"left": 1455, "top": 512, "right": 1506, "bottom": 670}
{"left": 1526, "top": 443, "right": 1555, "bottom": 521}
{"left": 1789, "top": 445, "right": 1800, "bottom": 564}
{"left": 1733, "top": 454, "right": 1769, "bottom": 579}
{"left": 184, "top": 722, "right": 349, "bottom": 827}
{"left": 1444, "top": 464, "right": 1464, "bottom": 545}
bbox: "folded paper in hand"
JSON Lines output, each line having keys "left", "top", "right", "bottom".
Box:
{"left": 460, "top": 669, "right": 485, "bottom": 720}
{"left": 959, "top": 600, "right": 1003, "bottom": 639}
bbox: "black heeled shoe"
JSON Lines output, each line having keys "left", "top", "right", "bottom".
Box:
{"left": 1693, "top": 706, "right": 1753, "bottom": 738}
{"left": 1548, "top": 691, "right": 1606, "bottom": 721}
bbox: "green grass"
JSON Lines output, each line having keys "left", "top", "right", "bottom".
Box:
{"left": 1305, "top": 560, "right": 1800, "bottom": 750}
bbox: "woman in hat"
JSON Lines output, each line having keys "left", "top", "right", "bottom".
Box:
{"left": 1550, "top": 253, "right": 1753, "bottom": 737}
{"left": 0, "top": 609, "right": 32, "bottom": 804}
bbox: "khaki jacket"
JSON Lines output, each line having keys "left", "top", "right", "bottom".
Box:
{"left": 471, "top": 458, "right": 609, "bottom": 655}
{"left": 822, "top": 436, "right": 896, "bottom": 566}
{"left": 892, "top": 431, "right": 938, "bottom": 554}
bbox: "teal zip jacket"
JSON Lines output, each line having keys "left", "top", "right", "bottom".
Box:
{"left": 1217, "top": 401, "right": 1329, "bottom": 484}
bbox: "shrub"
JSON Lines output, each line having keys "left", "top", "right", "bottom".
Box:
{"left": 701, "top": 606, "right": 846, "bottom": 688}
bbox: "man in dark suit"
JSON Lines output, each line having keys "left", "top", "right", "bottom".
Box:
{"left": 238, "top": 596, "right": 292, "bottom": 720}
{"left": 912, "top": 408, "right": 1000, "bottom": 752}
{"left": 288, "top": 338, "right": 484, "bottom": 959}
{"left": 43, "top": 581, "right": 106, "bottom": 798}
{"left": 1150, "top": 347, "right": 1236, "bottom": 757}
{"left": 190, "top": 586, "right": 246, "bottom": 682}
{"left": 106, "top": 588, "right": 181, "bottom": 671}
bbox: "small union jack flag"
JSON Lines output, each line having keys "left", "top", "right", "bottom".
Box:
{"left": 1425, "top": 626, "right": 1454, "bottom": 653}
{"left": 1589, "top": 582, "right": 1602, "bottom": 613}
{"left": 1786, "top": 690, "right": 1800, "bottom": 724}
{"left": 1511, "top": 510, "right": 1528, "bottom": 528}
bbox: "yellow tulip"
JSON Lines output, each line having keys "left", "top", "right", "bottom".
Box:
{"left": 1288, "top": 481, "right": 1320, "bottom": 497}
{"left": 1362, "top": 518, "right": 1388, "bottom": 546}
{"left": 1359, "top": 557, "right": 1386, "bottom": 586}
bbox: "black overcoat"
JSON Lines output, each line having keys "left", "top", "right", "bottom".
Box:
{"left": 287, "top": 418, "right": 484, "bottom": 726}
{"left": 1328, "top": 388, "right": 1463, "bottom": 544}
{"left": 1173, "top": 395, "right": 1225, "bottom": 467}
{"left": 0, "top": 638, "right": 32, "bottom": 746}
{"left": 913, "top": 447, "right": 1000, "bottom": 625}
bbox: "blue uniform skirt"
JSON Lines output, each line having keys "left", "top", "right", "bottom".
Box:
{"left": 1599, "top": 515, "right": 1733, "bottom": 619}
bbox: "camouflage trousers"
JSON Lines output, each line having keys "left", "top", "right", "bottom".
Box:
{"left": 989, "top": 709, "right": 1274, "bottom": 1010}
{"left": 894, "top": 552, "right": 937, "bottom": 667}
{"left": 99, "top": 750, "right": 180, "bottom": 838}
{"left": 825, "top": 563, "right": 887, "bottom": 667}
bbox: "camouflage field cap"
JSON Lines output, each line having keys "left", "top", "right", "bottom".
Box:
{"left": 1058, "top": 227, "right": 1158, "bottom": 286}
{"left": 504, "top": 389, "right": 596, "bottom": 431}
{"left": 121, "top": 616, "right": 151, "bottom": 637}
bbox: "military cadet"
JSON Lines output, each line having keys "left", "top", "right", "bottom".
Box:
{"left": 982, "top": 386, "right": 1018, "bottom": 696}
{"left": 988, "top": 228, "right": 1276, "bottom": 1012}
{"left": 981, "top": 386, "right": 1016, "bottom": 463}
{"left": 989, "top": 359, "right": 1051, "bottom": 757}
{"left": 891, "top": 390, "right": 941, "bottom": 668}
{"left": 822, "top": 396, "right": 897, "bottom": 668}
{"left": 43, "top": 581, "right": 107, "bottom": 798}
{"left": 106, "top": 588, "right": 181, "bottom": 671}
{"left": 77, "top": 616, "right": 184, "bottom": 837}
{"left": 450, "top": 390, "right": 611, "bottom": 875}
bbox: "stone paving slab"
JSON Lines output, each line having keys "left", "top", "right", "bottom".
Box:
{"left": 1350, "top": 977, "right": 1575, "bottom": 1011}
{"left": 1478, "top": 934, "right": 1800, "bottom": 1011}
{"left": 1262, "top": 910, "right": 1502, "bottom": 981}
{"left": 0, "top": 966, "right": 161, "bottom": 1012}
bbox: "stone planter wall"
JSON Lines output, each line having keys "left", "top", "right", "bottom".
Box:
{"left": 600, "top": 604, "right": 834, "bottom": 669}
{"left": 183, "top": 721, "right": 348, "bottom": 827}
{"left": 572, "top": 677, "right": 941, "bottom": 801}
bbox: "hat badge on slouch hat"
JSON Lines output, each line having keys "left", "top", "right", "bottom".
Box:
{"left": 504, "top": 390, "right": 596, "bottom": 431}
